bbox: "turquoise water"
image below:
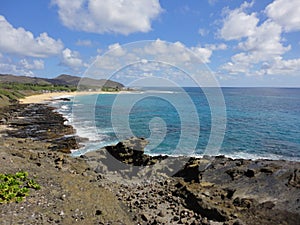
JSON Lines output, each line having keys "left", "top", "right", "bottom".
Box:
{"left": 54, "top": 87, "right": 300, "bottom": 161}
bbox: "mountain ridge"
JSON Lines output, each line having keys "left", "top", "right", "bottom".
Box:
{"left": 0, "top": 74, "right": 124, "bottom": 89}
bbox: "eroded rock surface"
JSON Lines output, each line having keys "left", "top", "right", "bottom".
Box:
{"left": 1, "top": 103, "right": 82, "bottom": 153}
{"left": 1, "top": 103, "right": 299, "bottom": 225}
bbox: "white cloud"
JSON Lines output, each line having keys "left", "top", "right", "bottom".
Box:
{"left": 237, "top": 20, "right": 290, "bottom": 60}
{"left": 0, "top": 15, "right": 63, "bottom": 58}
{"left": 206, "top": 43, "right": 227, "bottom": 51}
{"left": 140, "top": 39, "right": 212, "bottom": 64}
{"left": 190, "top": 46, "right": 212, "bottom": 63}
{"left": 219, "top": 1, "right": 299, "bottom": 76}
{"left": 19, "top": 59, "right": 44, "bottom": 70}
{"left": 88, "top": 40, "right": 215, "bottom": 85}
{"left": 258, "top": 57, "right": 300, "bottom": 75}
{"left": 61, "top": 48, "right": 85, "bottom": 70}
{"left": 52, "top": 0, "right": 163, "bottom": 35}
{"left": 76, "top": 39, "right": 92, "bottom": 47}
{"left": 0, "top": 56, "right": 44, "bottom": 76}
{"left": 266, "top": 0, "right": 300, "bottom": 32}
{"left": 220, "top": 3, "right": 258, "bottom": 40}
{"left": 108, "top": 43, "right": 126, "bottom": 56}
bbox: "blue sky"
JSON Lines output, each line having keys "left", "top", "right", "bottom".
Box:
{"left": 0, "top": 0, "right": 300, "bottom": 86}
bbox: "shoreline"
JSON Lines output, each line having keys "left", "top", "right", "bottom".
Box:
{"left": 19, "top": 91, "right": 300, "bottom": 163}
{"left": 1, "top": 102, "right": 300, "bottom": 224}
{"left": 19, "top": 90, "right": 132, "bottom": 104}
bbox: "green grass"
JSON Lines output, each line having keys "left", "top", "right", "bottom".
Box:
{"left": 0, "top": 82, "right": 77, "bottom": 106}
{"left": 0, "top": 82, "right": 77, "bottom": 92}
{"left": 0, "top": 171, "right": 41, "bottom": 204}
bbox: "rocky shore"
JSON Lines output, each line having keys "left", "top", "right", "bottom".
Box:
{"left": 0, "top": 103, "right": 300, "bottom": 225}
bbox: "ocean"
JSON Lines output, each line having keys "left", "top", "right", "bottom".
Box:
{"left": 52, "top": 87, "right": 300, "bottom": 161}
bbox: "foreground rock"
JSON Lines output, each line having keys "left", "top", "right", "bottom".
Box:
{"left": 105, "top": 137, "right": 168, "bottom": 166}
{"left": 0, "top": 137, "right": 133, "bottom": 224}
{"left": 172, "top": 156, "right": 300, "bottom": 224}
{"left": 1, "top": 103, "right": 300, "bottom": 225}
{"left": 0, "top": 103, "right": 133, "bottom": 224}
{"left": 86, "top": 139, "right": 300, "bottom": 225}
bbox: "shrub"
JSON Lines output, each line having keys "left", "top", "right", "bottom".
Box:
{"left": 0, "top": 171, "right": 41, "bottom": 204}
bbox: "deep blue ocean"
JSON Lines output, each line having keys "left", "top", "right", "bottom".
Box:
{"left": 53, "top": 87, "right": 300, "bottom": 161}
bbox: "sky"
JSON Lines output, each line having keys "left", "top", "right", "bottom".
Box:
{"left": 0, "top": 0, "right": 300, "bottom": 87}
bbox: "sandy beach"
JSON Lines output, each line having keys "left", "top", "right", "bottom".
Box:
{"left": 19, "top": 91, "right": 130, "bottom": 104}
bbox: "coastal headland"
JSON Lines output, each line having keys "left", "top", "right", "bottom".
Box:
{"left": 0, "top": 97, "right": 299, "bottom": 224}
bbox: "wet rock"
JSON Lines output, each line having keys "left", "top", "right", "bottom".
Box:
{"left": 4, "top": 104, "right": 79, "bottom": 153}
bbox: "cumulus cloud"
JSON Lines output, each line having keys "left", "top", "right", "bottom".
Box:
{"left": 19, "top": 59, "right": 44, "bottom": 70}
{"left": 219, "top": 1, "right": 300, "bottom": 76}
{"left": 190, "top": 46, "right": 212, "bottom": 63}
{"left": 257, "top": 57, "right": 300, "bottom": 76}
{"left": 52, "top": 0, "right": 163, "bottom": 35}
{"left": 87, "top": 39, "right": 215, "bottom": 86}
{"left": 220, "top": 2, "right": 258, "bottom": 40}
{"left": 61, "top": 48, "right": 85, "bottom": 70}
{"left": 237, "top": 20, "right": 290, "bottom": 60}
{"left": 0, "top": 15, "right": 63, "bottom": 58}
{"left": 266, "top": 0, "right": 300, "bottom": 32}
{"left": 108, "top": 43, "right": 126, "bottom": 56}
{"left": 0, "top": 56, "right": 44, "bottom": 76}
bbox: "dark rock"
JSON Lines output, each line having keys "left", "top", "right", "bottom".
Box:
{"left": 4, "top": 104, "right": 79, "bottom": 153}
{"left": 49, "top": 136, "right": 80, "bottom": 153}
{"left": 56, "top": 98, "right": 71, "bottom": 102}
{"left": 226, "top": 168, "right": 243, "bottom": 180}
{"left": 173, "top": 182, "right": 229, "bottom": 222}
{"left": 259, "top": 164, "right": 280, "bottom": 174}
{"left": 173, "top": 158, "right": 202, "bottom": 182}
{"left": 244, "top": 169, "right": 255, "bottom": 178}
{"left": 104, "top": 137, "right": 167, "bottom": 166}
{"left": 233, "top": 197, "right": 255, "bottom": 209}
{"left": 233, "top": 219, "right": 246, "bottom": 225}
{"left": 141, "top": 213, "right": 151, "bottom": 222}
{"left": 173, "top": 215, "right": 180, "bottom": 221}
{"left": 224, "top": 188, "right": 235, "bottom": 199}
{"left": 289, "top": 169, "right": 300, "bottom": 188}
{"left": 95, "top": 210, "right": 102, "bottom": 216}
{"left": 259, "top": 201, "right": 275, "bottom": 209}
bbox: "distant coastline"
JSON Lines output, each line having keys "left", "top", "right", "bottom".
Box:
{"left": 19, "top": 90, "right": 132, "bottom": 104}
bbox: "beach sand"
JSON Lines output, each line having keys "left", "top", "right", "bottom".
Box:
{"left": 19, "top": 91, "right": 129, "bottom": 104}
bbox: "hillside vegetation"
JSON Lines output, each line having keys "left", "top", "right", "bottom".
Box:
{"left": 0, "top": 83, "right": 76, "bottom": 107}
{"left": 0, "top": 74, "right": 124, "bottom": 107}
